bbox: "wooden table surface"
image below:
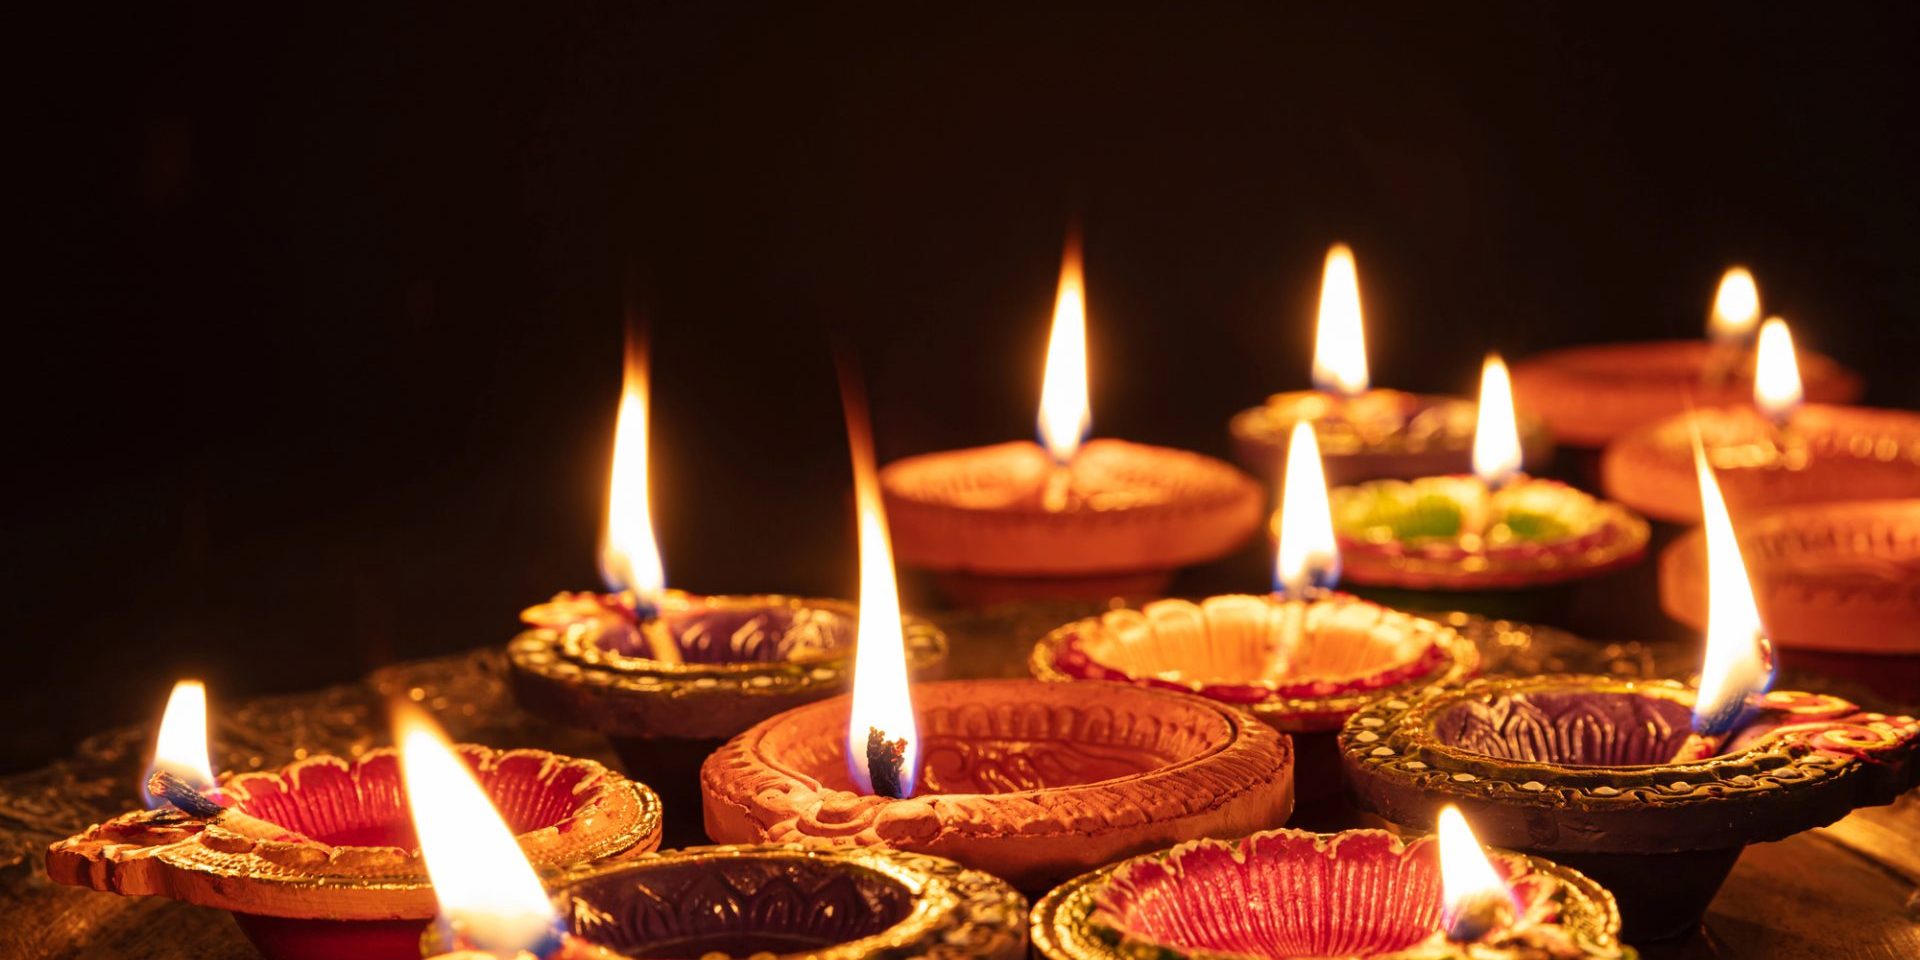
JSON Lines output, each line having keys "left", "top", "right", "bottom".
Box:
{"left": 2, "top": 602, "right": 1915, "bottom": 959}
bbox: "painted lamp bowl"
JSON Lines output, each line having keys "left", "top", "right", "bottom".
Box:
{"left": 47, "top": 745, "right": 662, "bottom": 960}
{"left": 1031, "top": 828, "right": 1633, "bottom": 960}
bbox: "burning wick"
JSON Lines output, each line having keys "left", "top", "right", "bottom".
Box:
{"left": 145, "top": 771, "right": 309, "bottom": 843}
{"left": 602, "top": 327, "right": 680, "bottom": 666}
{"left": 1038, "top": 230, "right": 1091, "bottom": 513}
{"left": 1269, "top": 420, "right": 1340, "bottom": 673}
{"left": 864, "top": 726, "right": 910, "bottom": 800}
{"left": 1437, "top": 805, "right": 1519, "bottom": 944}
{"left": 1464, "top": 352, "right": 1523, "bottom": 541}
{"left": 1703, "top": 266, "right": 1761, "bottom": 388}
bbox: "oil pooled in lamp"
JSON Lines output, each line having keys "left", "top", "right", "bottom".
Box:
{"left": 1602, "top": 316, "right": 1920, "bottom": 524}
{"left": 1340, "top": 442, "right": 1920, "bottom": 940}
{"left": 880, "top": 235, "right": 1264, "bottom": 603}
{"left": 1329, "top": 353, "right": 1649, "bottom": 593}
{"left": 1032, "top": 811, "right": 1633, "bottom": 960}
{"left": 508, "top": 338, "right": 946, "bottom": 838}
{"left": 1030, "top": 420, "right": 1478, "bottom": 824}
{"left": 1512, "top": 266, "right": 1862, "bottom": 448}
{"left": 45, "top": 683, "right": 661, "bottom": 960}
{"left": 703, "top": 379, "right": 1296, "bottom": 891}
{"left": 1231, "top": 243, "right": 1553, "bottom": 485}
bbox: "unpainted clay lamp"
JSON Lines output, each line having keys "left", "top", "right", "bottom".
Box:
{"left": 703, "top": 378, "right": 1296, "bottom": 892}
{"left": 1231, "top": 243, "right": 1553, "bottom": 484}
{"left": 1031, "top": 419, "right": 1479, "bottom": 815}
{"left": 1033, "top": 808, "right": 1635, "bottom": 960}
{"left": 1331, "top": 353, "right": 1648, "bottom": 590}
{"left": 1603, "top": 317, "right": 1920, "bottom": 523}
{"left": 1513, "top": 266, "right": 1861, "bottom": 447}
{"left": 881, "top": 236, "right": 1264, "bottom": 603}
{"left": 506, "top": 338, "right": 947, "bottom": 830}
{"left": 1340, "top": 440, "right": 1920, "bottom": 941}
{"left": 45, "top": 685, "right": 661, "bottom": 960}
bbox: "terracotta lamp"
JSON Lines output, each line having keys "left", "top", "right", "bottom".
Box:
{"left": 1033, "top": 821, "right": 1634, "bottom": 960}
{"left": 1030, "top": 421, "right": 1478, "bottom": 820}
{"left": 44, "top": 689, "right": 660, "bottom": 960}
{"left": 1512, "top": 267, "right": 1862, "bottom": 448}
{"left": 506, "top": 342, "right": 947, "bottom": 838}
{"left": 1602, "top": 318, "right": 1920, "bottom": 523}
{"left": 881, "top": 237, "right": 1263, "bottom": 604}
{"left": 1661, "top": 498, "right": 1920, "bottom": 656}
{"left": 1331, "top": 354, "right": 1648, "bottom": 591}
{"left": 1232, "top": 244, "right": 1552, "bottom": 485}
{"left": 1341, "top": 447, "right": 1920, "bottom": 940}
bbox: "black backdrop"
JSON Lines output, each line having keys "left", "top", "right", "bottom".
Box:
{"left": 11, "top": 4, "right": 1919, "bottom": 772}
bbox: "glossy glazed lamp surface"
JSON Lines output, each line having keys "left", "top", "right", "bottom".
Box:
{"left": 700, "top": 678, "right": 1296, "bottom": 892}
{"left": 1032, "top": 828, "right": 1633, "bottom": 960}
{"left": 45, "top": 746, "right": 662, "bottom": 960}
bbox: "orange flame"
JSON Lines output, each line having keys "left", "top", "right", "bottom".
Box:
{"left": 1273, "top": 421, "right": 1339, "bottom": 595}
{"left": 1690, "top": 435, "right": 1774, "bottom": 734}
{"left": 1752, "top": 317, "right": 1803, "bottom": 425}
{"left": 1471, "top": 353, "right": 1523, "bottom": 488}
{"left": 1708, "top": 266, "right": 1761, "bottom": 341}
{"left": 1437, "top": 805, "right": 1519, "bottom": 941}
{"left": 842, "top": 378, "right": 919, "bottom": 797}
{"left": 1311, "top": 243, "right": 1369, "bottom": 397}
{"left": 600, "top": 339, "right": 665, "bottom": 605}
{"left": 397, "top": 706, "right": 558, "bottom": 955}
{"left": 1038, "top": 239, "right": 1091, "bottom": 464}
{"left": 144, "top": 680, "right": 214, "bottom": 809}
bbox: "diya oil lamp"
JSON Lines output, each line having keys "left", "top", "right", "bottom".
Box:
{"left": 507, "top": 339, "right": 947, "bottom": 838}
{"left": 1512, "top": 266, "right": 1862, "bottom": 449}
{"left": 45, "top": 682, "right": 662, "bottom": 960}
{"left": 702, "top": 383, "right": 1297, "bottom": 892}
{"left": 1230, "top": 243, "right": 1553, "bottom": 485}
{"left": 1602, "top": 317, "right": 1920, "bottom": 524}
{"left": 879, "top": 236, "right": 1264, "bottom": 603}
{"left": 1329, "top": 353, "right": 1649, "bottom": 594}
{"left": 1660, "top": 497, "right": 1920, "bottom": 657}
{"left": 407, "top": 699, "right": 1032, "bottom": 960}
{"left": 1340, "top": 444, "right": 1920, "bottom": 940}
{"left": 1031, "top": 810, "right": 1634, "bottom": 960}
{"left": 1030, "top": 419, "right": 1479, "bottom": 823}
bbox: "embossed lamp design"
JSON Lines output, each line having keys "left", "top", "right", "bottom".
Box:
{"left": 880, "top": 237, "right": 1264, "bottom": 603}
{"left": 1340, "top": 447, "right": 1920, "bottom": 940}
{"left": 704, "top": 397, "right": 1296, "bottom": 892}
{"left": 1331, "top": 354, "right": 1649, "bottom": 591}
{"left": 1231, "top": 244, "right": 1552, "bottom": 484}
{"left": 1032, "top": 820, "right": 1634, "bottom": 960}
{"left": 1603, "top": 318, "right": 1920, "bottom": 523}
{"left": 507, "top": 342, "right": 947, "bottom": 827}
{"left": 44, "top": 683, "right": 661, "bottom": 960}
{"left": 1031, "top": 422, "right": 1478, "bottom": 818}
{"left": 1513, "top": 267, "right": 1862, "bottom": 448}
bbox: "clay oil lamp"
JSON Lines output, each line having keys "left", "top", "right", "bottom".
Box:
{"left": 703, "top": 386, "right": 1297, "bottom": 892}
{"left": 1032, "top": 808, "right": 1634, "bottom": 960}
{"left": 1231, "top": 243, "right": 1552, "bottom": 485}
{"left": 45, "top": 683, "right": 662, "bottom": 960}
{"left": 1030, "top": 420, "right": 1479, "bottom": 823}
{"left": 1603, "top": 317, "right": 1920, "bottom": 524}
{"left": 1328, "top": 353, "right": 1649, "bottom": 602}
{"left": 1513, "top": 266, "right": 1862, "bottom": 449}
{"left": 507, "top": 341, "right": 947, "bottom": 832}
{"left": 1340, "top": 445, "right": 1920, "bottom": 940}
{"left": 1660, "top": 497, "right": 1920, "bottom": 658}
{"left": 879, "top": 236, "right": 1264, "bottom": 603}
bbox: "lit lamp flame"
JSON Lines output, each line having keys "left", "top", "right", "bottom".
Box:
{"left": 1273, "top": 421, "right": 1340, "bottom": 596}
{"left": 1690, "top": 438, "right": 1775, "bottom": 735}
{"left": 1708, "top": 267, "right": 1761, "bottom": 342}
{"left": 1752, "top": 317, "right": 1803, "bottom": 427}
{"left": 144, "top": 680, "right": 215, "bottom": 809}
{"left": 1437, "top": 805, "right": 1520, "bottom": 943}
{"left": 1311, "top": 243, "right": 1369, "bottom": 397}
{"left": 398, "top": 707, "right": 559, "bottom": 956}
{"left": 1038, "top": 240, "right": 1092, "bottom": 464}
{"left": 1471, "top": 353, "right": 1523, "bottom": 489}
{"left": 600, "top": 340, "right": 666, "bottom": 610}
{"left": 844, "top": 388, "right": 920, "bottom": 798}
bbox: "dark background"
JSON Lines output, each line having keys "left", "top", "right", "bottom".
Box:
{"left": 10, "top": 4, "right": 1918, "bottom": 773}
